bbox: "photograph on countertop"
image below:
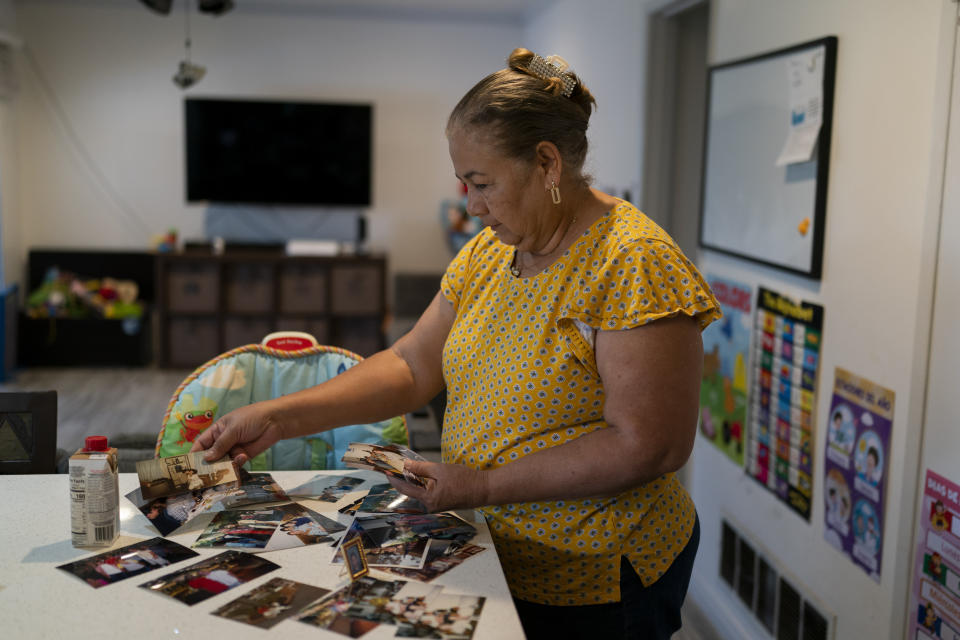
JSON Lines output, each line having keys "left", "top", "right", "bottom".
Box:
{"left": 214, "top": 471, "right": 289, "bottom": 509}
{"left": 335, "top": 516, "right": 415, "bottom": 565}
{"left": 415, "top": 593, "right": 486, "bottom": 640}
{"left": 341, "top": 442, "right": 427, "bottom": 487}
{"left": 376, "top": 540, "right": 487, "bottom": 583}
{"left": 297, "top": 578, "right": 385, "bottom": 638}
{"left": 339, "top": 496, "right": 366, "bottom": 516}
{"left": 57, "top": 537, "right": 198, "bottom": 588}
{"left": 286, "top": 474, "right": 365, "bottom": 501}
{"left": 365, "top": 539, "right": 430, "bottom": 569}
{"left": 298, "top": 576, "right": 406, "bottom": 636}
{"left": 341, "top": 576, "right": 406, "bottom": 624}
{"left": 193, "top": 506, "right": 288, "bottom": 551}
{"left": 358, "top": 483, "right": 427, "bottom": 514}
{"left": 139, "top": 550, "right": 279, "bottom": 606}
{"left": 267, "top": 503, "right": 347, "bottom": 551}
{"left": 340, "top": 513, "right": 476, "bottom": 551}
{"left": 211, "top": 577, "right": 331, "bottom": 630}
{"left": 385, "top": 582, "right": 443, "bottom": 629}
{"left": 127, "top": 471, "right": 289, "bottom": 536}
{"left": 394, "top": 513, "right": 477, "bottom": 543}
{"left": 334, "top": 516, "right": 441, "bottom": 569}
{"left": 136, "top": 452, "right": 238, "bottom": 500}
{"left": 126, "top": 487, "right": 209, "bottom": 537}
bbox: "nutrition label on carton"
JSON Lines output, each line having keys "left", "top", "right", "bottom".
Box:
{"left": 70, "top": 449, "right": 119, "bottom": 547}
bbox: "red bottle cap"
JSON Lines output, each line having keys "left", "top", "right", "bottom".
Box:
{"left": 84, "top": 435, "right": 109, "bottom": 451}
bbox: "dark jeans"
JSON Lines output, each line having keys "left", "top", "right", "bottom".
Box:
{"left": 513, "top": 515, "right": 700, "bottom": 640}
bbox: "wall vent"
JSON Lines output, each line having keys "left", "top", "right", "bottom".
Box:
{"left": 720, "top": 518, "right": 834, "bottom": 640}
{"left": 721, "top": 520, "right": 737, "bottom": 587}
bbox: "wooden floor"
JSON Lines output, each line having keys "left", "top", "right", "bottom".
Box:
{"left": 0, "top": 366, "right": 194, "bottom": 454}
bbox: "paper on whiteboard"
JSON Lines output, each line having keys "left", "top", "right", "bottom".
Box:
{"left": 776, "top": 48, "right": 825, "bottom": 167}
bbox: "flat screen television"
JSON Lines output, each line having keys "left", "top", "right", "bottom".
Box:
{"left": 185, "top": 98, "right": 372, "bottom": 206}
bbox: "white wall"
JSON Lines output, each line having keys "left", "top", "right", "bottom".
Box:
{"left": 914, "top": 0, "right": 960, "bottom": 633}
{"left": 10, "top": 1, "right": 522, "bottom": 287}
{"left": 687, "top": 2, "right": 955, "bottom": 639}
{"left": 522, "top": 0, "right": 645, "bottom": 202}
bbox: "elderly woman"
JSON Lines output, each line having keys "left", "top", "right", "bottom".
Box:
{"left": 193, "top": 48, "right": 720, "bottom": 639}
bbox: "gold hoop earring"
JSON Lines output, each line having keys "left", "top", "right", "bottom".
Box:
{"left": 550, "top": 181, "right": 561, "bottom": 205}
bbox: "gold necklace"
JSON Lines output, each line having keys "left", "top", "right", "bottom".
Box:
{"left": 509, "top": 216, "right": 577, "bottom": 278}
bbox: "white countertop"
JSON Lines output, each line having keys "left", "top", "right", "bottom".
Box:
{"left": 0, "top": 470, "right": 525, "bottom": 639}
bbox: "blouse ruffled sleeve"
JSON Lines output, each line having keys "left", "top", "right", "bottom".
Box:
{"left": 558, "top": 237, "right": 721, "bottom": 377}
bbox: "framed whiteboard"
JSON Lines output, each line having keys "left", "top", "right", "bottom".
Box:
{"left": 699, "top": 37, "right": 837, "bottom": 279}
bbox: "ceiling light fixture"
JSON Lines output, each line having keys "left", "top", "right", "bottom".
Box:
{"left": 139, "top": 0, "right": 173, "bottom": 15}
{"left": 140, "top": 1, "right": 232, "bottom": 89}
{"left": 172, "top": 0, "right": 205, "bottom": 90}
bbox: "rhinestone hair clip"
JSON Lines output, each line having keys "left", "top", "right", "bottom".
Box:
{"left": 526, "top": 54, "right": 576, "bottom": 97}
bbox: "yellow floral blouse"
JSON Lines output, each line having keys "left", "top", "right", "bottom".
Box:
{"left": 440, "top": 200, "right": 721, "bottom": 605}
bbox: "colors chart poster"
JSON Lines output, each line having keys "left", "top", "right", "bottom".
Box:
{"left": 699, "top": 275, "right": 752, "bottom": 467}
{"left": 746, "top": 286, "right": 823, "bottom": 520}
{"left": 823, "top": 368, "right": 894, "bottom": 582}
{"left": 910, "top": 470, "right": 960, "bottom": 640}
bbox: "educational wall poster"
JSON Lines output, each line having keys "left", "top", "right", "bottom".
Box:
{"left": 822, "top": 368, "right": 894, "bottom": 582}
{"left": 699, "top": 275, "right": 752, "bottom": 466}
{"left": 746, "top": 286, "right": 823, "bottom": 520}
{"left": 910, "top": 470, "right": 960, "bottom": 640}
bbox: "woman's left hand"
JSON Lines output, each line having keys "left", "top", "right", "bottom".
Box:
{"left": 386, "top": 460, "right": 490, "bottom": 513}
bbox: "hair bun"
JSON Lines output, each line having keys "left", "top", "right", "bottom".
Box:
{"left": 447, "top": 47, "right": 598, "bottom": 186}
{"left": 507, "top": 47, "right": 592, "bottom": 106}
{"left": 507, "top": 47, "right": 535, "bottom": 72}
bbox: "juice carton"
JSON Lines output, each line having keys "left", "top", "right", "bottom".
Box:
{"left": 69, "top": 435, "right": 119, "bottom": 547}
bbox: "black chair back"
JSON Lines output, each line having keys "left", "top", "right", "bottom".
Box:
{"left": 0, "top": 391, "right": 57, "bottom": 474}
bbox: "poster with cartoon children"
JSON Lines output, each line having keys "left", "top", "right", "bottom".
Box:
{"left": 699, "top": 275, "right": 752, "bottom": 466}
{"left": 822, "top": 368, "right": 894, "bottom": 582}
{"left": 910, "top": 470, "right": 960, "bottom": 640}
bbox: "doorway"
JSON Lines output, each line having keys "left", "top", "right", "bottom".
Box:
{"left": 642, "top": 0, "right": 710, "bottom": 257}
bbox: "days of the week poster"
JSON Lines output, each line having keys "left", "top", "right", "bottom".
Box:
{"left": 910, "top": 470, "right": 960, "bottom": 640}
{"left": 823, "top": 368, "right": 894, "bottom": 582}
{"left": 699, "top": 275, "right": 752, "bottom": 467}
{"left": 746, "top": 286, "right": 823, "bottom": 520}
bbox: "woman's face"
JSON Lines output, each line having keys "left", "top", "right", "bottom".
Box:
{"left": 448, "top": 127, "right": 552, "bottom": 250}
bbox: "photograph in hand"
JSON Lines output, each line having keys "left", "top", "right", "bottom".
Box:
{"left": 135, "top": 452, "right": 238, "bottom": 501}
{"left": 341, "top": 443, "right": 427, "bottom": 487}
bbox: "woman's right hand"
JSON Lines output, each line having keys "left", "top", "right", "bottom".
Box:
{"left": 189, "top": 401, "right": 285, "bottom": 467}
